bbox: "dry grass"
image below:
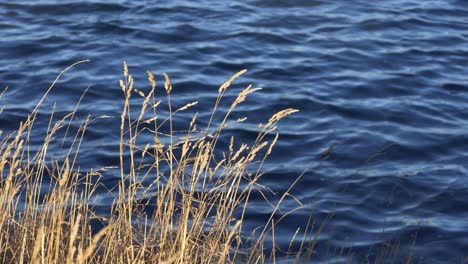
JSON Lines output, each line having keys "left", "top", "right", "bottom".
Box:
{"left": 0, "top": 61, "right": 311, "bottom": 263}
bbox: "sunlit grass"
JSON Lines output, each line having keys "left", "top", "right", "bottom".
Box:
{"left": 0, "top": 61, "right": 311, "bottom": 263}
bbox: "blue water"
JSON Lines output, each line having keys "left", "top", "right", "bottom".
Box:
{"left": 1, "top": 0, "right": 468, "bottom": 262}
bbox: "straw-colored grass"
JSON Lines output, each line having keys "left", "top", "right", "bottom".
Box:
{"left": 0, "top": 61, "right": 311, "bottom": 263}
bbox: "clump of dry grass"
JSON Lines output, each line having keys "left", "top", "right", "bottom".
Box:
{"left": 0, "top": 61, "right": 306, "bottom": 263}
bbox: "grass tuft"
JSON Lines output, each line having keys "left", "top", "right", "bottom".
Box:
{"left": 0, "top": 62, "right": 308, "bottom": 263}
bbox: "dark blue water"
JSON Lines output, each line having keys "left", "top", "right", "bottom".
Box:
{"left": 1, "top": 1, "right": 468, "bottom": 262}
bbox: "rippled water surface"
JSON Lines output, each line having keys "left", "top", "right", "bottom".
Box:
{"left": 1, "top": 0, "right": 468, "bottom": 262}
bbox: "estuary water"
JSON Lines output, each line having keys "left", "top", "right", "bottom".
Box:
{"left": 1, "top": 0, "right": 467, "bottom": 262}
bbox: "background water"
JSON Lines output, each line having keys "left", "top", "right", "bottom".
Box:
{"left": 1, "top": 0, "right": 468, "bottom": 262}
